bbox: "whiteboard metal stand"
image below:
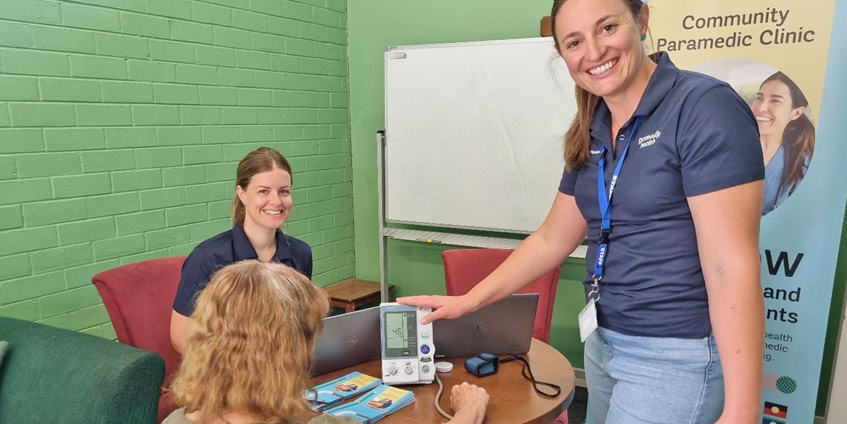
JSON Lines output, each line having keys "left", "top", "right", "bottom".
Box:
{"left": 377, "top": 130, "right": 389, "bottom": 301}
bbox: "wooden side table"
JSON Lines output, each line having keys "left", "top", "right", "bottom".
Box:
{"left": 323, "top": 279, "right": 394, "bottom": 313}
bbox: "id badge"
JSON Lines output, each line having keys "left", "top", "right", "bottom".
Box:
{"left": 578, "top": 298, "right": 598, "bottom": 343}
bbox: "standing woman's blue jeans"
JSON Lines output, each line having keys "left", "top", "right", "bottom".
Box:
{"left": 585, "top": 327, "right": 725, "bottom": 424}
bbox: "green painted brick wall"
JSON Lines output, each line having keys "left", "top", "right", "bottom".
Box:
{"left": 0, "top": 0, "right": 352, "bottom": 339}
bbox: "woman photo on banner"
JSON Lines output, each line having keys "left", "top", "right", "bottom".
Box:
{"left": 401, "top": 0, "right": 766, "bottom": 422}
{"left": 752, "top": 71, "right": 816, "bottom": 215}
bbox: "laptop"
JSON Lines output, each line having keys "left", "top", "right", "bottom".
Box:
{"left": 312, "top": 293, "right": 538, "bottom": 374}
{"left": 433, "top": 293, "right": 538, "bottom": 358}
{"left": 312, "top": 306, "right": 381, "bottom": 376}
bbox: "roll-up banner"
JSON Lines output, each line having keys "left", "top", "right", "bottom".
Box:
{"left": 649, "top": 1, "right": 847, "bottom": 422}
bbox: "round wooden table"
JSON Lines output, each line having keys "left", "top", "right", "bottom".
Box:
{"left": 311, "top": 339, "right": 575, "bottom": 424}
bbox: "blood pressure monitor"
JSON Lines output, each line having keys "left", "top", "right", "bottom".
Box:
{"left": 379, "top": 303, "right": 435, "bottom": 385}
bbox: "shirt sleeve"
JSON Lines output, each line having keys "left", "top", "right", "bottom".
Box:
{"left": 301, "top": 243, "right": 313, "bottom": 279}
{"left": 558, "top": 165, "right": 578, "bottom": 195}
{"left": 285, "top": 235, "right": 313, "bottom": 280}
{"left": 677, "top": 84, "right": 765, "bottom": 197}
{"left": 172, "top": 248, "right": 214, "bottom": 316}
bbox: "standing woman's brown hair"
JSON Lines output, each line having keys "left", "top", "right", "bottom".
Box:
{"left": 550, "top": 0, "right": 649, "bottom": 170}
{"left": 231, "top": 147, "right": 293, "bottom": 226}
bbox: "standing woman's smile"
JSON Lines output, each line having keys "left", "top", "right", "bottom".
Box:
{"left": 555, "top": 0, "right": 656, "bottom": 111}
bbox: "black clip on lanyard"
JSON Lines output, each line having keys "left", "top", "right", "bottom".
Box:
{"left": 590, "top": 116, "right": 644, "bottom": 302}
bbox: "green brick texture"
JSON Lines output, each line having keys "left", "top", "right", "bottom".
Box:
{"left": 0, "top": 0, "right": 352, "bottom": 339}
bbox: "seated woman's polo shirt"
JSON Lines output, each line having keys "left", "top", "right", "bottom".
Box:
{"left": 559, "top": 53, "right": 764, "bottom": 339}
{"left": 172, "top": 223, "right": 313, "bottom": 317}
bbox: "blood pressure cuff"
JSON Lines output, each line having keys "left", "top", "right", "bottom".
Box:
{"left": 465, "top": 352, "right": 499, "bottom": 377}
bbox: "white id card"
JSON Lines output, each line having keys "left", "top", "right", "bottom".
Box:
{"left": 578, "top": 298, "right": 598, "bottom": 343}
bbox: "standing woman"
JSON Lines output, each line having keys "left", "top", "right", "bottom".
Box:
{"left": 170, "top": 147, "right": 312, "bottom": 354}
{"left": 753, "top": 71, "right": 815, "bottom": 214}
{"left": 400, "top": 0, "right": 765, "bottom": 422}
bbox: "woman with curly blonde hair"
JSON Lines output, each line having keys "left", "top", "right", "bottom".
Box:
{"left": 165, "top": 260, "right": 334, "bottom": 424}
{"left": 164, "top": 261, "right": 489, "bottom": 424}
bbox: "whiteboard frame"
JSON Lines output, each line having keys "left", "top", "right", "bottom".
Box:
{"left": 378, "top": 37, "right": 585, "bottom": 294}
{"left": 383, "top": 36, "right": 572, "bottom": 234}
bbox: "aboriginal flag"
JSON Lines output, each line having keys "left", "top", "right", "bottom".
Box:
{"left": 763, "top": 401, "right": 788, "bottom": 419}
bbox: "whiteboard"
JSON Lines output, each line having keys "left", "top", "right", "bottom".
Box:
{"left": 384, "top": 37, "right": 576, "bottom": 233}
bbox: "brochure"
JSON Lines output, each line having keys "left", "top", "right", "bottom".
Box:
{"left": 324, "top": 384, "right": 415, "bottom": 423}
{"left": 306, "top": 372, "right": 381, "bottom": 411}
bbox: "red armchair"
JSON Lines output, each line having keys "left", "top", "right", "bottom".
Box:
{"left": 92, "top": 256, "right": 186, "bottom": 423}
{"left": 442, "top": 248, "right": 567, "bottom": 423}
{"left": 441, "top": 248, "right": 561, "bottom": 344}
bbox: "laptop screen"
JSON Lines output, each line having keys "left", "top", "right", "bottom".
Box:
{"left": 433, "top": 293, "right": 538, "bottom": 358}
{"left": 312, "top": 306, "right": 381, "bottom": 376}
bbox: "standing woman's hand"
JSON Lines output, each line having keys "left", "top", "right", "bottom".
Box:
{"left": 397, "top": 294, "right": 475, "bottom": 324}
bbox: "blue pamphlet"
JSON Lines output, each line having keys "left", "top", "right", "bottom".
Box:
{"left": 306, "top": 372, "right": 381, "bottom": 411}
{"left": 324, "top": 384, "right": 415, "bottom": 423}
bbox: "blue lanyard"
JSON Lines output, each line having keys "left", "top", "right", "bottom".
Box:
{"left": 590, "top": 117, "right": 643, "bottom": 297}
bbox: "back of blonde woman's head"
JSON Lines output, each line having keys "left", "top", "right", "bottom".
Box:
{"left": 170, "top": 261, "right": 329, "bottom": 424}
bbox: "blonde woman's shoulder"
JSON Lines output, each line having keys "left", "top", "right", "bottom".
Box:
{"left": 163, "top": 408, "right": 357, "bottom": 424}
{"left": 162, "top": 407, "right": 192, "bottom": 424}
{"left": 305, "top": 414, "right": 359, "bottom": 424}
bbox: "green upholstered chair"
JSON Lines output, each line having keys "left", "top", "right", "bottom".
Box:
{"left": 0, "top": 316, "right": 165, "bottom": 424}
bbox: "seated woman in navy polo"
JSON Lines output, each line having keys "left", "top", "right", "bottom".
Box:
{"left": 169, "top": 147, "right": 312, "bottom": 354}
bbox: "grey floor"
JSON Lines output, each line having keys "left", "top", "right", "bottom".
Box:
{"left": 567, "top": 386, "right": 588, "bottom": 424}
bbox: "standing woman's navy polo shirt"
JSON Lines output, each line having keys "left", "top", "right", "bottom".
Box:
{"left": 559, "top": 53, "right": 764, "bottom": 339}
{"left": 172, "top": 223, "right": 313, "bottom": 316}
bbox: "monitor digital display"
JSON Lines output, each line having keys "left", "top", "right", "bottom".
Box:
{"left": 383, "top": 311, "right": 417, "bottom": 357}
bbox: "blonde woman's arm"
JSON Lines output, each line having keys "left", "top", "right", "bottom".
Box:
{"left": 447, "top": 383, "right": 489, "bottom": 424}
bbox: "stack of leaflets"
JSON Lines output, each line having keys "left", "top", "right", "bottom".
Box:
{"left": 324, "top": 384, "right": 415, "bottom": 423}
{"left": 307, "top": 372, "right": 381, "bottom": 411}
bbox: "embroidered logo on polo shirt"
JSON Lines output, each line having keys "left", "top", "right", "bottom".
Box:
{"left": 590, "top": 149, "right": 602, "bottom": 155}
{"left": 637, "top": 130, "right": 661, "bottom": 149}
